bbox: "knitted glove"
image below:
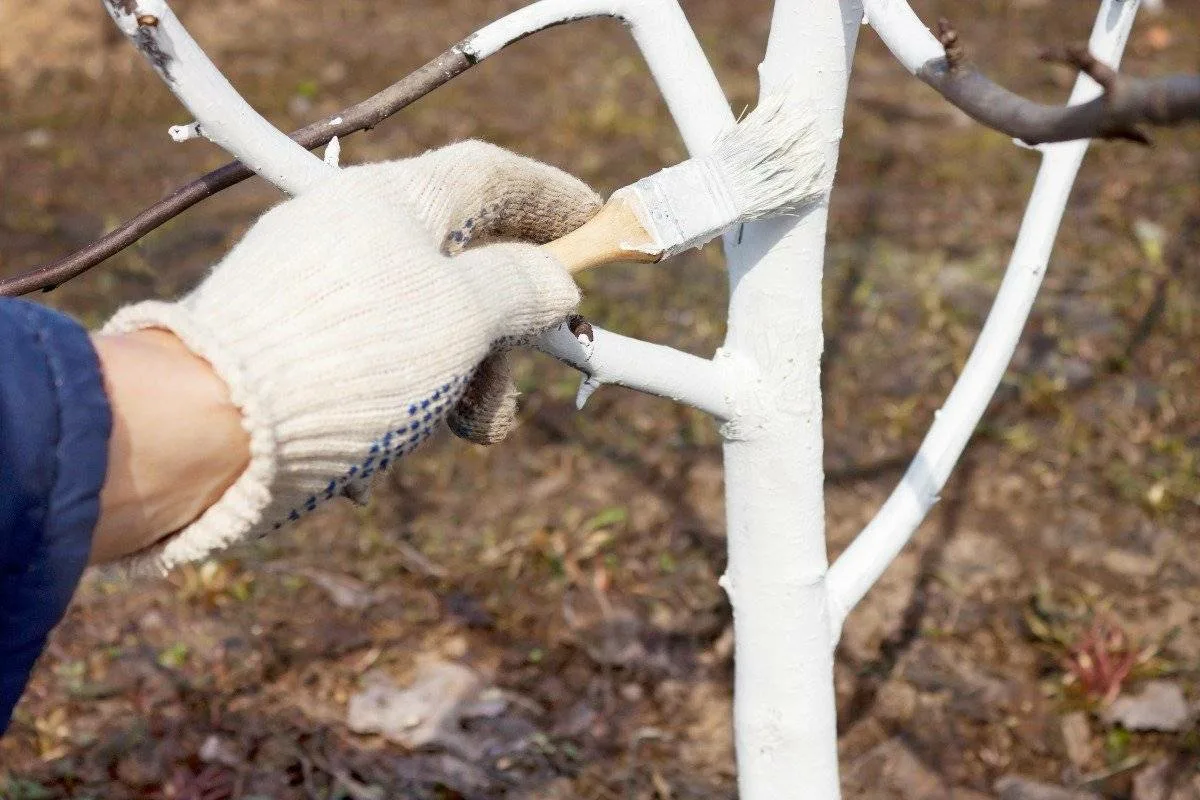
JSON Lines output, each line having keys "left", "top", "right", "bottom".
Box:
{"left": 103, "top": 141, "right": 601, "bottom": 573}
{"left": 386, "top": 142, "right": 584, "bottom": 446}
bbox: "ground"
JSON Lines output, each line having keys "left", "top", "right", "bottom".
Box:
{"left": 0, "top": 0, "right": 1198, "bottom": 797}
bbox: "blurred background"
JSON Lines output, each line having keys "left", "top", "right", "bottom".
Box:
{"left": 1, "top": 1, "right": 1197, "bottom": 797}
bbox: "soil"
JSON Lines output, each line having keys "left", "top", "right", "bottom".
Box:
{"left": 1, "top": 0, "right": 1198, "bottom": 797}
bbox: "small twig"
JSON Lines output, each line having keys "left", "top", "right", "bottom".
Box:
{"left": 936, "top": 18, "right": 965, "bottom": 71}
{"left": 395, "top": 539, "right": 448, "bottom": 579}
{"left": 297, "top": 752, "right": 320, "bottom": 799}
{"left": 917, "top": 19, "right": 1199, "bottom": 147}
{"left": 104, "top": 0, "right": 332, "bottom": 195}
{"left": 567, "top": 314, "right": 595, "bottom": 344}
{"left": 1041, "top": 43, "right": 1118, "bottom": 93}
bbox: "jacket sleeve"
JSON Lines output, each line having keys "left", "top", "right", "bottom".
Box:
{"left": 0, "top": 298, "right": 111, "bottom": 735}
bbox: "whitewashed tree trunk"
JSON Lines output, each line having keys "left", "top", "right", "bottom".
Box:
{"left": 100, "top": 0, "right": 1145, "bottom": 797}
{"left": 717, "top": 1, "right": 862, "bottom": 796}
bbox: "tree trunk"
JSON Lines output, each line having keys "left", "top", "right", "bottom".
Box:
{"left": 719, "top": 1, "right": 863, "bottom": 797}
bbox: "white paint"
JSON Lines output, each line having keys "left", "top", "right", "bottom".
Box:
{"left": 168, "top": 121, "right": 201, "bottom": 142}
{"left": 323, "top": 136, "right": 341, "bottom": 167}
{"left": 537, "top": 321, "right": 733, "bottom": 420}
{"left": 621, "top": 93, "right": 829, "bottom": 258}
{"left": 826, "top": 0, "right": 1142, "bottom": 631}
{"left": 1011, "top": 137, "right": 1044, "bottom": 152}
{"left": 463, "top": 0, "right": 743, "bottom": 430}
{"left": 101, "top": 0, "right": 331, "bottom": 196}
{"left": 575, "top": 376, "right": 602, "bottom": 408}
{"left": 860, "top": 0, "right": 943, "bottom": 73}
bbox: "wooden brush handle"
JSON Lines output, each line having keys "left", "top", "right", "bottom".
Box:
{"left": 542, "top": 194, "right": 660, "bottom": 274}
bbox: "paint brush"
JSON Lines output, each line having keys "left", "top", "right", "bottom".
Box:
{"left": 543, "top": 93, "right": 829, "bottom": 273}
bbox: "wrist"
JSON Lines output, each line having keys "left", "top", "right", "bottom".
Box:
{"left": 90, "top": 329, "right": 249, "bottom": 564}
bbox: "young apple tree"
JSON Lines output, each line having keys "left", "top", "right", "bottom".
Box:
{"left": 3, "top": 0, "right": 1196, "bottom": 796}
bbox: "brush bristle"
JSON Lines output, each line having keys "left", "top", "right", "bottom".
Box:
{"left": 713, "top": 92, "right": 828, "bottom": 223}
{"left": 617, "top": 93, "right": 829, "bottom": 258}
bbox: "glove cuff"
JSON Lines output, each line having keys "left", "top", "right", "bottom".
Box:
{"left": 103, "top": 301, "right": 279, "bottom": 574}
{"left": 104, "top": 293, "right": 478, "bottom": 574}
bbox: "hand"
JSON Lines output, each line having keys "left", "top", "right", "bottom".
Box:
{"left": 101, "top": 141, "right": 600, "bottom": 573}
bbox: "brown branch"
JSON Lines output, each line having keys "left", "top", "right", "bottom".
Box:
{"left": 0, "top": 43, "right": 475, "bottom": 297}
{"left": 917, "top": 18, "right": 1200, "bottom": 147}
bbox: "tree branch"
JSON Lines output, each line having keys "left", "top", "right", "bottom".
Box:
{"left": 919, "top": 18, "right": 1200, "bottom": 146}
{"left": 536, "top": 318, "right": 733, "bottom": 420}
{"left": 826, "top": 0, "right": 1145, "bottom": 631}
{"left": 0, "top": 43, "right": 475, "bottom": 297}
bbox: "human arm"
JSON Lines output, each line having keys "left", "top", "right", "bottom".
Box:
{"left": 0, "top": 299, "right": 110, "bottom": 733}
{"left": 1, "top": 142, "right": 598, "bottom": 733}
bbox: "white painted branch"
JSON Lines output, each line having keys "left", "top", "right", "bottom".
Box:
{"left": 465, "top": 0, "right": 734, "bottom": 157}
{"left": 861, "top": 0, "right": 943, "bottom": 74}
{"left": 825, "top": 0, "right": 1142, "bottom": 631}
{"left": 537, "top": 322, "right": 733, "bottom": 420}
{"left": 101, "top": 0, "right": 331, "bottom": 195}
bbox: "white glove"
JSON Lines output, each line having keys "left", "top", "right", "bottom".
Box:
{"left": 103, "top": 141, "right": 601, "bottom": 573}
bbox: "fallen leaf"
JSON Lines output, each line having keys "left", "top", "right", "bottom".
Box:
{"left": 995, "top": 775, "right": 1102, "bottom": 800}
{"left": 297, "top": 567, "right": 377, "bottom": 609}
{"left": 1102, "top": 681, "right": 1193, "bottom": 732}
{"left": 347, "top": 659, "right": 483, "bottom": 753}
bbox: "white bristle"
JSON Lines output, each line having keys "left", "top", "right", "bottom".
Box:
{"left": 618, "top": 92, "right": 828, "bottom": 258}
{"left": 712, "top": 92, "right": 829, "bottom": 223}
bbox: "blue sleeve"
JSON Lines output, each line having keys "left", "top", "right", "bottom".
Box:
{"left": 0, "top": 298, "right": 111, "bottom": 734}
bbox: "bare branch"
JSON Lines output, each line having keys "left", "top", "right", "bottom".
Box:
{"left": 0, "top": 43, "right": 473, "bottom": 297}
{"left": 917, "top": 18, "right": 1200, "bottom": 147}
